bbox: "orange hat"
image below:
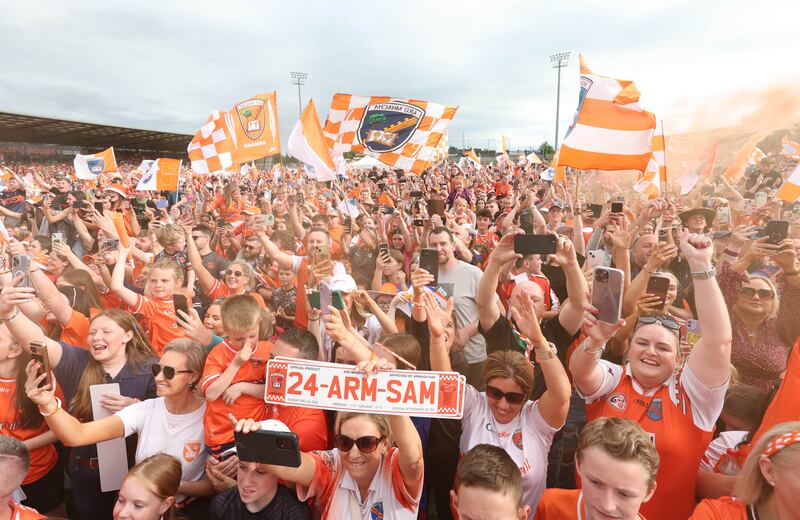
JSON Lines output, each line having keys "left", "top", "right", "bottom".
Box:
{"left": 242, "top": 206, "right": 262, "bottom": 215}
{"left": 105, "top": 184, "right": 129, "bottom": 199}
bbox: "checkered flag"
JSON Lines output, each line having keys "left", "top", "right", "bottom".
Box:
{"left": 187, "top": 111, "right": 235, "bottom": 174}
{"left": 322, "top": 94, "right": 457, "bottom": 174}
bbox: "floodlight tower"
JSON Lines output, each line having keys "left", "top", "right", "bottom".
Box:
{"left": 290, "top": 71, "right": 308, "bottom": 116}
{"left": 550, "top": 52, "right": 570, "bottom": 153}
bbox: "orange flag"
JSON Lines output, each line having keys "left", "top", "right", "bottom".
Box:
{"left": 226, "top": 92, "right": 281, "bottom": 163}
{"left": 378, "top": 192, "right": 395, "bottom": 208}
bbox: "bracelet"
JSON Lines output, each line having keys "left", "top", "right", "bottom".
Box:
{"left": 0, "top": 308, "right": 19, "bottom": 322}
{"left": 39, "top": 397, "right": 62, "bottom": 417}
{"left": 642, "top": 266, "right": 657, "bottom": 275}
{"left": 582, "top": 338, "right": 605, "bottom": 356}
{"left": 691, "top": 268, "right": 717, "bottom": 280}
{"left": 0, "top": 270, "right": 10, "bottom": 275}
{"left": 722, "top": 248, "right": 740, "bottom": 258}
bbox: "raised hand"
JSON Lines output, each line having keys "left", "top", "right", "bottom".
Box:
{"left": 509, "top": 291, "right": 544, "bottom": 342}
{"left": 678, "top": 228, "right": 714, "bottom": 269}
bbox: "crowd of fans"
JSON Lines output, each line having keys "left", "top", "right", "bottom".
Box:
{"left": 1, "top": 148, "right": 800, "bottom": 520}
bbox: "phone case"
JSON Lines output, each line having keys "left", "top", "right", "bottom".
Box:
{"left": 592, "top": 267, "right": 624, "bottom": 324}
{"left": 419, "top": 249, "right": 439, "bottom": 285}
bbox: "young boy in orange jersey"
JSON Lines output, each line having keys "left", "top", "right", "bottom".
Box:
{"left": 200, "top": 295, "right": 271, "bottom": 459}
{"left": 534, "top": 417, "right": 659, "bottom": 520}
{"left": 110, "top": 249, "right": 186, "bottom": 355}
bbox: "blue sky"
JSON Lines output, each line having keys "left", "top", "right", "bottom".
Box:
{"left": 1, "top": 0, "right": 798, "bottom": 150}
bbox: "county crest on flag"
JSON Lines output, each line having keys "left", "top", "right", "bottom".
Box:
{"left": 225, "top": 91, "right": 281, "bottom": 163}
{"left": 73, "top": 147, "right": 118, "bottom": 180}
{"left": 322, "top": 94, "right": 457, "bottom": 174}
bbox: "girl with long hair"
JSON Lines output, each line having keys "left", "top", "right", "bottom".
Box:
{"left": 114, "top": 454, "right": 182, "bottom": 520}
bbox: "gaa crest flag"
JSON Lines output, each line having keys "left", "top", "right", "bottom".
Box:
{"left": 73, "top": 147, "right": 117, "bottom": 180}
{"left": 323, "top": 94, "right": 457, "bottom": 174}
{"left": 136, "top": 158, "right": 181, "bottom": 191}
{"left": 226, "top": 91, "right": 281, "bottom": 163}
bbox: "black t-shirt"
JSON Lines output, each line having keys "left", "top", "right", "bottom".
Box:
{"left": 479, "top": 314, "right": 576, "bottom": 400}
{"left": 209, "top": 484, "right": 310, "bottom": 520}
{"left": 540, "top": 254, "right": 585, "bottom": 304}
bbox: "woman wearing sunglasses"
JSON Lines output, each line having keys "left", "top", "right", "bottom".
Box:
{"left": 231, "top": 364, "right": 424, "bottom": 519}
{"left": 186, "top": 231, "right": 267, "bottom": 307}
{"left": 717, "top": 231, "right": 800, "bottom": 391}
{"left": 570, "top": 230, "right": 732, "bottom": 520}
{"left": 23, "top": 338, "right": 216, "bottom": 519}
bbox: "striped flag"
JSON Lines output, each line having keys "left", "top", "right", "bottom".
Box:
{"left": 430, "top": 131, "right": 449, "bottom": 163}
{"left": 136, "top": 158, "right": 182, "bottom": 191}
{"left": 551, "top": 149, "right": 566, "bottom": 182}
{"left": 558, "top": 56, "right": 657, "bottom": 172}
{"left": 288, "top": 99, "right": 337, "bottom": 182}
{"left": 676, "top": 141, "right": 720, "bottom": 195}
{"left": 322, "top": 94, "right": 457, "bottom": 174}
{"left": 634, "top": 121, "right": 666, "bottom": 199}
{"left": 73, "top": 147, "right": 117, "bottom": 180}
{"left": 781, "top": 137, "right": 800, "bottom": 161}
{"left": 465, "top": 149, "right": 482, "bottom": 170}
{"left": 188, "top": 111, "right": 235, "bottom": 174}
{"left": 777, "top": 163, "right": 800, "bottom": 202}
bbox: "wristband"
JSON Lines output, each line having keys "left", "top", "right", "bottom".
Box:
{"left": 0, "top": 308, "right": 19, "bottom": 322}
{"left": 0, "top": 270, "right": 10, "bottom": 276}
{"left": 642, "top": 266, "right": 657, "bottom": 275}
{"left": 39, "top": 397, "right": 62, "bottom": 417}
{"left": 691, "top": 268, "right": 717, "bottom": 280}
{"left": 722, "top": 248, "right": 740, "bottom": 258}
{"left": 582, "top": 338, "right": 605, "bottom": 356}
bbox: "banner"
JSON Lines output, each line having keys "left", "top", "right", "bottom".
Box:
{"left": 73, "top": 147, "right": 117, "bottom": 180}
{"left": 226, "top": 91, "right": 281, "bottom": 163}
{"left": 288, "top": 99, "right": 337, "bottom": 181}
{"left": 136, "top": 158, "right": 181, "bottom": 191}
{"left": 265, "top": 357, "right": 465, "bottom": 418}
{"left": 187, "top": 111, "right": 235, "bottom": 174}
{"left": 323, "top": 93, "right": 457, "bottom": 174}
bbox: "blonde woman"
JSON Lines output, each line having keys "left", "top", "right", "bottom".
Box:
{"left": 114, "top": 454, "right": 182, "bottom": 520}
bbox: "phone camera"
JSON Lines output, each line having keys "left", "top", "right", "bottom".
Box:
{"left": 275, "top": 438, "right": 293, "bottom": 450}
{"left": 595, "top": 270, "right": 609, "bottom": 283}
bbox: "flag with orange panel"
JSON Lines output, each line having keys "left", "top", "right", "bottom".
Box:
{"left": 634, "top": 120, "right": 666, "bottom": 199}
{"left": 378, "top": 192, "right": 395, "bottom": 209}
{"left": 347, "top": 186, "right": 362, "bottom": 200}
{"left": 322, "top": 94, "right": 457, "bottom": 174}
{"left": 288, "top": 99, "right": 336, "bottom": 182}
{"left": 777, "top": 163, "right": 800, "bottom": 203}
{"left": 73, "top": 147, "right": 118, "bottom": 180}
{"left": 781, "top": 137, "right": 800, "bottom": 161}
{"left": 558, "top": 56, "right": 657, "bottom": 172}
{"left": 225, "top": 92, "right": 281, "bottom": 163}
{"left": 136, "top": 158, "right": 181, "bottom": 191}
{"left": 187, "top": 111, "right": 235, "bottom": 174}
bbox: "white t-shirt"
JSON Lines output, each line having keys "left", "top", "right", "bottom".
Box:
{"left": 115, "top": 397, "right": 207, "bottom": 487}
{"left": 459, "top": 385, "right": 559, "bottom": 516}
{"left": 701, "top": 430, "right": 747, "bottom": 475}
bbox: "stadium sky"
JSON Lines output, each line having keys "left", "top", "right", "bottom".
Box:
{"left": 2, "top": 0, "right": 798, "bottom": 152}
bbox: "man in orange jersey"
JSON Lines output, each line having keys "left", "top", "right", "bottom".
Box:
{"left": 450, "top": 444, "right": 530, "bottom": 520}
{"left": 535, "top": 417, "right": 658, "bottom": 520}
{"left": 0, "top": 436, "right": 46, "bottom": 520}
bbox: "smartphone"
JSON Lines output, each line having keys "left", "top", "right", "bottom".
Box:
{"left": 658, "top": 227, "right": 671, "bottom": 243}
{"left": 29, "top": 341, "right": 53, "bottom": 390}
{"left": 100, "top": 238, "right": 119, "bottom": 251}
{"left": 427, "top": 199, "right": 445, "bottom": 217}
{"left": 755, "top": 191, "right": 768, "bottom": 209}
{"left": 173, "top": 293, "right": 189, "bottom": 317}
{"left": 234, "top": 429, "right": 301, "bottom": 467}
{"left": 419, "top": 248, "right": 439, "bottom": 286}
{"left": 742, "top": 199, "right": 755, "bottom": 215}
{"left": 413, "top": 218, "right": 424, "bottom": 227}
{"left": 307, "top": 290, "right": 321, "bottom": 310}
{"left": 767, "top": 220, "right": 789, "bottom": 245}
{"left": 312, "top": 245, "right": 330, "bottom": 266}
{"left": 332, "top": 290, "right": 346, "bottom": 311}
{"left": 646, "top": 275, "right": 671, "bottom": 309}
{"left": 263, "top": 189, "right": 272, "bottom": 201}
{"left": 586, "top": 250, "right": 609, "bottom": 269}
{"left": 611, "top": 202, "right": 624, "bottom": 214}
{"left": 11, "top": 255, "right": 31, "bottom": 288}
{"left": 378, "top": 242, "right": 390, "bottom": 257}
{"left": 591, "top": 267, "right": 625, "bottom": 324}
{"left": 264, "top": 213, "right": 275, "bottom": 227}
{"left": 411, "top": 190, "right": 423, "bottom": 198}
{"left": 51, "top": 232, "right": 65, "bottom": 247}
{"left": 514, "top": 234, "right": 557, "bottom": 255}
{"left": 519, "top": 211, "right": 533, "bottom": 234}
{"left": 381, "top": 205, "right": 395, "bottom": 215}
{"left": 72, "top": 199, "right": 85, "bottom": 210}
{"left": 344, "top": 217, "right": 352, "bottom": 234}
{"left": 586, "top": 203, "right": 603, "bottom": 219}
{"left": 94, "top": 201, "right": 105, "bottom": 213}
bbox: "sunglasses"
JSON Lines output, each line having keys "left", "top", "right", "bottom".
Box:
{"left": 223, "top": 270, "right": 245, "bottom": 277}
{"left": 740, "top": 287, "right": 774, "bottom": 300}
{"left": 637, "top": 315, "right": 681, "bottom": 331}
{"left": 485, "top": 385, "right": 527, "bottom": 406}
{"left": 334, "top": 434, "right": 385, "bottom": 454}
{"left": 151, "top": 364, "right": 193, "bottom": 380}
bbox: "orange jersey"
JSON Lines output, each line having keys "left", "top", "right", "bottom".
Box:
{"left": 60, "top": 309, "right": 91, "bottom": 348}
{"left": 263, "top": 402, "right": 329, "bottom": 452}
{"left": 0, "top": 378, "right": 62, "bottom": 485}
{"left": 200, "top": 339, "right": 272, "bottom": 447}
{"left": 293, "top": 257, "right": 311, "bottom": 331}
{"left": 211, "top": 196, "right": 245, "bottom": 222}
{"left": 535, "top": 489, "right": 646, "bottom": 520}
{"left": 98, "top": 289, "right": 123, "bottom": 310}
{"left": 583, "top": 362, "right": 724, "bottom": 520}
{"left": 128, "top": 294, "right": 186, "bottom": 356}
{"left": 205, "top": 280, "right": 267, "bottom": 308}
{"left": 689, "top": 497, "right": 747, "bottom": 519}
{"left": 7, "top": 500, "right": 46, "bottom": 520}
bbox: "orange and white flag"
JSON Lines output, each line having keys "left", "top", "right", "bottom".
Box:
{"left": 288, "top": 99, "right": 337, "bottom": 182}
{"left": 749, "top": 147, "right": 766, "bottom": 166}
{"left": 378, "top": 192, "right": 395, "bottom": 209}
{"left": 777, "top": 163, "right": 800, "bottom": 203}
{"left": 323, "top": 94, "right": 457, "bottom": 174}
{"left": 136, "top": 158, "right": 181, "bottom": 191}
{"left": 225, "top": 92, "right": 281, "bottom": 163}
{"left": 781, "top": 137, "right": 800, "bottom": 161}
{"left": 187, "top": 111, "right": 235, "bottom": 174}
{"left": 73, "top": 147, "right": 118, "bottom": 180}
{"left": 634, "top": 121, "right": 666, "bottom": 199}
{"left": 558, "top": 56, "right": 656, "bottom": 172}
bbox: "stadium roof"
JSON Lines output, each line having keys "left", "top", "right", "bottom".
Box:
{"left": 0, "top": 112, "right": 192, "bottom": 153}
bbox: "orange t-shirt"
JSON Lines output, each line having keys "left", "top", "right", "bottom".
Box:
{"left": 262, "top": 402, "right": 329, "bottom": 452}
{"left": 128, "top": 294, "right": 186, "bottom": 356}
{"left": 211, "top": 196, "right": 245, "bottom": 222}
{"left": 293, "top": 257, "right": 311, "bottom": 331}
{"left": 205, "top": 280, "right": 267, "bottom": 308}
{"left": 7, "top": 500, "right": 46, "bottom": 520}
{"left": 0, "top": 378, "right": 62, "bottom": 485}
{"left": 59, "top": 308, "right": 101, "bottom": 349}
{"left": 688, "top": 497, "right": 747, "bottom": 519}
{"left": 98, "top": 289, "right": 123, "bottom": 310}
{"left": 534, "top": 489, "right": 645, "bottom": 520}
{"left": 200, "top": 339, "right": 272, "bottom": 447}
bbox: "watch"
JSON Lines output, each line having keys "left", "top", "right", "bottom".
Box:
{"left": 691, "top": 268, "right": 716, "bottom": 280}
{"left": 534, "top": 342, "right": 558, "bottom": 362}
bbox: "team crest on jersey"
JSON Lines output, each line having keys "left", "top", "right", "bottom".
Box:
{"left": 236, "top": 98, "right": 267, "bottom": 140}
{"left": 370, "top": 501, "right": 384, "bottom": 519}
{"left": 607, "top": 393, "right": 627, "bottom": 411}
{"left": 646, "top": 398, "right": 663, "bottom": 421}
{"left": 512, "top": 429, "right": 523, "bottom": 450}
{"left": 183, "top": 442, "right": 201, "bottom": 462}
{"left": 358, "top": 102, "right": 424, "bottom": 153}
